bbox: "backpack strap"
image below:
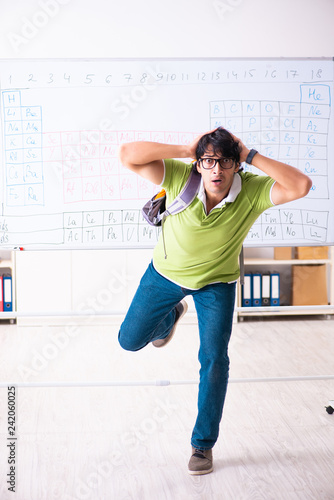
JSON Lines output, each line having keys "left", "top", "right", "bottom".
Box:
{"left": 153, "top": 166, "right": 201, "bottom": 224}
{"left": 164, "top": 167, "right": 201, "bottom": 216}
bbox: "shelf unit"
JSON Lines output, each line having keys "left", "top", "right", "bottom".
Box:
{"left": 236, "top": 246, "right": 334, "bottom": 320}
{"left": 0, "top": 251, "right": 16, "bottom": 322}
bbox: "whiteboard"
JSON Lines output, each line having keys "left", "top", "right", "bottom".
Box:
{"left": 0, "top": 58, "right": 333, "bottom": 249}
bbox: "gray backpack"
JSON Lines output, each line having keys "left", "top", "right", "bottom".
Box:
{"left": 142, "top": 166, "right": 201, "bottom": 226}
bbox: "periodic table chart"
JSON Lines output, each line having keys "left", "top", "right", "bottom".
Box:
{"left": 0, "top": 58, "right": 333, "bottom": 249}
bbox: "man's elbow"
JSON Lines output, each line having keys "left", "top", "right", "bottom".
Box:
{"left": 119, "top": 143, "right": 137, "bottom": 170}
{"left": 299, "top": 175, "right": 313, "bottom": 198}
{"left": 118, "top": 143, "right": 129, "bottom": 167}
{"left": 273, "top": 175, "right": 312, "bottom": 205}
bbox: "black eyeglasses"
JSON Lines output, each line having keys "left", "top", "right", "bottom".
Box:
{"left": 198, "top": 157, "right": 235, "bottom": 170}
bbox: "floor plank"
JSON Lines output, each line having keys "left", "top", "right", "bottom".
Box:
{"left": 0, "top": 317, "right": 333, "bottom": 499}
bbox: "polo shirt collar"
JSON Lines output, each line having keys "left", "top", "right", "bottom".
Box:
{"left": 197, "top": 173, "right": 242, "bottom": 213}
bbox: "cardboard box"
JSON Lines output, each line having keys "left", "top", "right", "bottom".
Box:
{"left": 274, "top": 247, "right": 294, "bottom": 260}
{"left": 292, "top": 264, "right": 328, "bottom": 306}
{"left": 296, "top": 246, "right": 329, "bottom": 260}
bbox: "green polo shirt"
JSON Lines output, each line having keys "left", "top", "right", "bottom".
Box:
{"left": 152, "top": 159, "right": 275, "bottom": 289}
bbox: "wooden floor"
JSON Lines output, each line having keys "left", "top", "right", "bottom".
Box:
{"left": 0, "top": 315, "right": 334, "bottom": 500}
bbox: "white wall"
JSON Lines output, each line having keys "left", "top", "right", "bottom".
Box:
{"left": 2, "top": 0, "right": 334, "bottom": 58}
{"left": 2, "top": 0, "right": 334, "bottom": 317}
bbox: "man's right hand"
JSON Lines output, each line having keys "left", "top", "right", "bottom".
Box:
{"left": 187, "top": 128, "right": 218, "bottom": 160}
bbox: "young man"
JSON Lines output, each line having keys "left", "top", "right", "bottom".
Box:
{"left": 118, "top": 127, "right": 312, "bottom": 475}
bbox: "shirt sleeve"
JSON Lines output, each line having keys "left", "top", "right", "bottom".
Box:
{"left": 161, "top": 159, "right": 193, "bottom": 199}
{"left": 242, "top": 172, "right": 276, "bottom": 214}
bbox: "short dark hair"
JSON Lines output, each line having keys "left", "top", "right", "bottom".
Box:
{"left": 196, "top": 127, "right": 242, "bottom": 165}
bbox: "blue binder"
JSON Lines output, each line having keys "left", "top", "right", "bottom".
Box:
{"left": 3, "top": 276, "right": 13, "bottom": 311}
{"left": 270, "top": 273, "right": 280, "bottom": 306}
{"left": 252, "top": 274, "right": 261, "bottom": 306}
{"left": 242, "top": 274, "right": 252, "bottom": 307}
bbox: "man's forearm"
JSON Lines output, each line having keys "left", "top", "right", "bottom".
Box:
{"left": 251, "top": 152, "right": 312, "bottom": 203}
{"left": 252, "top": 153, "right": 311, "bottom": 192}
{"left": 119, "top": 141, "right": 191, "bottom": 166}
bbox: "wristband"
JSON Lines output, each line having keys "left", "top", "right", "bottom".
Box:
{"left": 245, "top": 149, "right": 258, "bottom": 165}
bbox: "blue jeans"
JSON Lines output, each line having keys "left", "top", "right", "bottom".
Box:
{"left": 118, "top": 262, "right": 236, "bottom": 450}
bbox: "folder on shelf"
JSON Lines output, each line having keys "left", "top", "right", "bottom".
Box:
{"left": 261, "top": 274, "right": 271, "bottom": 306}
{"left": 3, "top": 276, "right": 13, "bottom": 311}
{"left": 0, "top": 276, "right": 3, "bottom": 312}
{"left": 252, "top": 273, "right": 261, "bottom": 307}
{"left": 242, "top": 274, "right": 252, "bottom": 307}
{"left": 270, "top": 273, "right": 280, "bottom": 306}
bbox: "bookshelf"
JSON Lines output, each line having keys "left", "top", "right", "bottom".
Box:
{"left": 3, "top": 247, "right": 334, "bottom": 322}
{"left": 237, "top": 246, "right": 334, "bottom": 320}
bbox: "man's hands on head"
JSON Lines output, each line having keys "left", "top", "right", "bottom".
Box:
{"left": 187, "top": 128, "right": 219, "bottom": 160}
{"left": 228, "top": 131, "right": 250, "bottom": 163}
{"left": 189, "top": 127, "right": 249, "bottom": 163}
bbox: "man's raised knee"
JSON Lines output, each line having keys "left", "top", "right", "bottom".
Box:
{"left": 118, "top": 330, "right": 141, "bottom": 351}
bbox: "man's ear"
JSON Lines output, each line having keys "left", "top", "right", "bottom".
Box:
{"left": 194, "top": 161, "right": 201, "bottom": 173}
{"left": 235, "top": 162, "right": 241, "bottom": 172}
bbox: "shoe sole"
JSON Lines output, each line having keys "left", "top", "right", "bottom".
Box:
{"left": 188, "top": 466, "right": 214, "bottom": 475}
{"left": 153, "top": 300, "right": 188, "bottom": 348}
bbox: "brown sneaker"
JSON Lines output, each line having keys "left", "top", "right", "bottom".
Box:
{"left": 152, "top": 299, "right": 188, "bottom": 348}
{"left": 188, "top": 447, "right": 213, "bottom": 475}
